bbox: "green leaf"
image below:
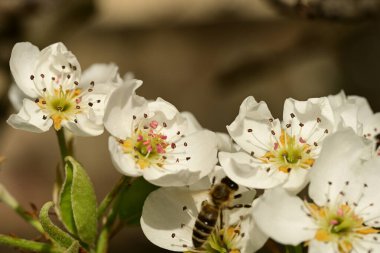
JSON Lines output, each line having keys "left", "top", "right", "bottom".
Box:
{"left": 59, "top": 156, "right": 97, "bottom": 245}
{"left": 64, "top": 241, "right": 80, "bottom": 253}
{"left": 118, "top": 177, "right": 158, "bottom": 224}
{"left": 39, "top": 202, "right": 75, "bottom": 249}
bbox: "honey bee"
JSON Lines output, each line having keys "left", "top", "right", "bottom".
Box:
{"left": 191, "top": 176, "right": 251, "bottom": 249}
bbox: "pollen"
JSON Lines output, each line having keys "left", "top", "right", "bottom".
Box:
{"left": 305, "top": 202, "right": 379, "bottom": 253}
{"left": 260, "top": 130, "right": 315, "bottom": 173}
{"left": 119, "top": 120, "right": 170, "bottom": 170}
{"left": 36, "top": 86, "right": 84, "bottom": 130}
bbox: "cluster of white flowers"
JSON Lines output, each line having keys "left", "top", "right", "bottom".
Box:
{"left": 7, "top": 42, "right": 380, "bottom": 253}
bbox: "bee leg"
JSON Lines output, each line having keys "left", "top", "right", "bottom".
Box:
{"left": 227, "top": 204, "right": 252, "bottom": 210}
{"left": 234, "top": 193, "right": 242, "bottom": 199}
{"left": 211, "top": 176, "right": 216, "bottom": 188}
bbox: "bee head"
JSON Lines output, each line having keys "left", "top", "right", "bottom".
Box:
{"left": 221, "top": 177, "right": 239, "bottom": 191}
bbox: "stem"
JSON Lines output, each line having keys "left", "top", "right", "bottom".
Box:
{"left": 97, "top": 176, "right": 130, "bottom": 219}
{"left": 96, "top": 178, "right": 134, "bottom": 253}
{"left": 56, "top": 129, "right": 70, "bottom": 164}
{"left": 286, "top": 245, "right": 303, "bottom": 253}
{"left": 0, "top": 234, "right": 60, "bottom": 253}
{"left": 0, "top": 185, "right": 44, "bottom": 234}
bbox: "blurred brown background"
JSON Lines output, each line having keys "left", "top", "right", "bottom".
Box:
{"left": 1, "top": 0, "right": 380, "bottom": 252}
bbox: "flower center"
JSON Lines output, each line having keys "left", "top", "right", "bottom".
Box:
{"left": 120, "top": 120, "right": 169, "bottom": 169}
{"left": 187, "top": 225, "right": 241, "bottom": 253}
{"left": 305, "top": 202, "right": 379, "bottom": 253}
{"left": 36, "top": 87, "right": 82, "bottom": 130}
{"left": 260, "top": 130, "right": 315, "bottom": 173}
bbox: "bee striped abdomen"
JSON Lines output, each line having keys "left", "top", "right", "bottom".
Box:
{"left": 192, "top": 203, "right": 219, "bottom": 248}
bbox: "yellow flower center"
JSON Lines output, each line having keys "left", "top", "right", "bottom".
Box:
{"left": 260, "top": 130, "right": 315, "bottom": 173}
{"left": 305, "top": 202, "right": 379, "bottom": 253}
{"left": 36, "top": 87, "right": 83, "bottom": 130}
{"left": 119, "top": 120, "right": 170, "bottom": 169}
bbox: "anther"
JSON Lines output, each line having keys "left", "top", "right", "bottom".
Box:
{"left": 88, "top": 102, "right": 93, "bottom": 107}
{"left": 269, "top": 118, "right": 273, "bottom": 122}
{"left": 182, "top": 206, "right": 187, "bottom": 211}
{"left": 184, "top": 142, "right": 188, "bottom": 147}
{"left": 171, "top": 143, "right": 176, "bottom": 149}
{"left": 74, "top": 81, "right": 79, "bottom": 85}
{"left": 290, "top": 113, "right": 295, "bottom": 118}
{"left": 271, "top": 130, "right": 276, "bottom": 135}
{"left": 299, "top": 123, "right": 304, "bottom": 127}
{"left": 163, "top": 122, "right": 167, "bottom": 127}
{"left": 324, "top": 129, "right": 329, "bottom": 134}
{"left": 42, "top": 88, "right": 47, "bottom": 92}
{"left": 73, "top": 66, "right": 77, "bottom": 71}
{"left": 171, "top": 233, "right": 175, "bottom": 238}
{"left": 177, "top": 131, "right": 181, "bottom": 135}
{"left": 74, "top": 119, "right": 78, "bottom": 123}
{"left": 144, "top": 114, "right": 148, "bottom": 118}
{"left": 313, "top": 142, "right": 318, "bottom": 146}
{"left": 88, "top": 89, "right": 93, "bottom": 92}
{"left": 286, "top": 124, "right": 291, "bottom": 128}
{"left": 247, "top": 129, "right": 252, "bottom": 133}
{"left": 30, "top": 75, "right": 34, "bottom": 80}
{"left": 317, "top": 117, "right": 321, "bottom": 123}
{"left": 42, "top": 115, "right": 47, "bottom": 120}
{"left": 40, "top": 74, "right": 45, "bottom": 78}
{"left": 186, "top": 157, "right": 191, "bottom": 161}
{"left": 90, "top": 81, "right": 95, "bottom": 86}
{"left": 97, "top": 100, "right": 101, "bottom": 103}
{"left": 34, "top": 98, "right": 39, "bottom": 103}
{"left": 133, "top": 115, "right": 136, "bottom": 120}
{"left": 67, "top": 74, "right": 71, "bottom": 79}
{"left": 62, "top": 65, "right": 66, "bottom": 69}
{"left": 76, "top": 105, "right": 80, "bottom": 109}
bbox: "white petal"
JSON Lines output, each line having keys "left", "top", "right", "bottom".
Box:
{"left": 9, "top": 42, "right": 40, "bottom": 97}
{"left": 62, "top": 113, "right": 103, "bottom": 137}
{"left": 141, "top": 187, "right": 207, "bottom": 251}
{"left": 108, "top": 137, "right": 143, "bottom": 177}
{"left": 309, "top": 129, "right": 372, "bottom": 206}
{"left": 146, "top": 130, "right": 218, "bottom": 186}
{"left": 80, "top": 63, "right": 120, "bottom": 85}
{"left": 7, "top": 99, "right": 52, "bottom": 133}
{"left": 8, "top": 83, "right": 27, "bottom": 111}
{"left": 181, "top": 111, "right": 203, "bottom": 134}
{"left": 252, "top": 187, "right": 316, "bottom": 245}
{"left": 353, "top": 234, "right": 380, "bottom": 252}
{"left": 148, "top": 98, "right": 180, "bottom": 121}
{"left": 219, "top": 151, "right": 288, "bottom": 189}
{"left": 215, "top": 132, "right": 236, "bottom": 152}
{"left": 227, "top": 96, "right": 276, "bottom": 156}
{"left": 308, "top": 240, "right": 336, "bottom": 253}
{"left": 282, "top": 168, "right": 309, "bottom": 194}
{"left": 104, "top": 79, "right": 147, "bottom": 139}
{"left": 35, "top": 42, "right": 81, "bottom": 88}
{"left": 282, "top": 97, "right": 335, "bottom": 144}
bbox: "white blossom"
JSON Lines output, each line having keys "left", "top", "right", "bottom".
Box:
{"left": 104, "top": 82, "right": 218, "bottom": 187}
{"left": 253, "top": 129, "right": 380, "bottom": 253}
{"left": 219, "top": 96, "right": 336, "bottom": 193}
{"left": 7, "top": 42, "right": 121, "bottom": 136}
{"left": 141, "top": 168, "right": 267, "bottom": 252}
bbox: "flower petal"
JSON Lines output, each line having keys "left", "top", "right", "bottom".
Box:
{"left": 141, "top": 187, "right": 207, "bottom": 251}
{"left": 9, "top": 42, "right": 40, "bottom": 97}
{"left": 227, "top": 96, "right": 276, "bottom": 156}
{"left": 282, "top": 97, "right": 335, "bottom": 144}
{"left": 308, "top": 129, "right": 372, "bottom": 206}
{"left": 282, "top": 168, "right": 309, "bottom": 194}
{"left": 7, "top": 99, "right": 52, "bottom": 133}
{"left": 108, "top": 137, "right": 143, "bottom": 177}
{"left": 219, "top": 151, "right": 287, "bottom": 189}
{"left": 80, "top": 63, "right": 121, "bottom": 85}
{"left": 145, "top": 130, "right": 218, "bottom": 186}
{"left": 252, "top": 187, "right": 316, "bottom": 245}
{"left": 62, "top": 113, "right": 104, "bottom": 137}
{"left": 104, "top": 79, "right": 147, "bottom": 139}
{"left": 308, "top": 240, "right": 336, "bottom": 253}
